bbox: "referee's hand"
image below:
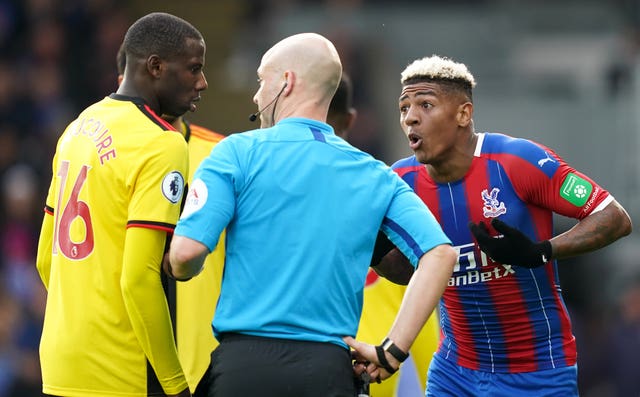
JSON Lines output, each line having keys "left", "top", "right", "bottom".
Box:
{"left": 344, "top": 336, "right": 390, "bottom": 382}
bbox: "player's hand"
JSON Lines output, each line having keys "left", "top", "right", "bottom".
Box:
{"left": 167, "top": 386, "right": 191, "bottom": 397}
{"left": 468, "top": 218, "right": 552, "bottom": 268}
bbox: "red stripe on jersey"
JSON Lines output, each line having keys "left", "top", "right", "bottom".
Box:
{"left": 473, "top": 158, "right": 539, "bottom": 371}
{"left": 143, "top": 105, "right": 177, "bottom": 131}
{"left": 44, "top": 205, "right": 54, "bottom": 215}
{"left": 545, "top": 263, "right": 578, "bottom": 365}
{"left": 480, "top": 159, "right": 536, "bottom": 371}
{"left": 126, "top": 221, "right": 175, "bottom": 233}
{"left": 442, "top": 289, "right": 479, "bottom": 369}
{"left": 414, "top": 169, "right": 440, "bottom": 223}
{"left": 413, "top": 166, "right": 481, "bottom": 369}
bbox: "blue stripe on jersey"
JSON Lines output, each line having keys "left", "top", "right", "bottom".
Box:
{"left": 397, "top": 134, "right": 576, "bottom": 373}
{"left": 436, "top": 180, "right": 506, "bottom": 372}
{"left": 481, "top": 132, "right": 559, "bottom": 179}
{"left": 382, "top": 217, "right": 423, "bottom": 259}
{"left": 486, "top": 159, "right": 566, "bottom": 370}
{"left": 522, "top": 266, "right": 566, "bottom": 369}
{"left": 309, "top": 127, "right": 326, "bottom": 142}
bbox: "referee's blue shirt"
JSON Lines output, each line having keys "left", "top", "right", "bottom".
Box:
{"left": 174, "top": 117, "right": 451, "bottom": 348}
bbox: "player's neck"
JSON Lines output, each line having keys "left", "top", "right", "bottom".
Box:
{"left": 426, "top": 132, "right": 477, "bottom": 183}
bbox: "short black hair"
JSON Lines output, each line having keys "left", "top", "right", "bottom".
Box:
{"left": 329, "top": 74, "right": 353, "bottom": 117}
{"left": 123, "top": 12, "right": 203, "bottom": 63}
{"left": 116, "top": 42, "right": 125, "bottom": 75}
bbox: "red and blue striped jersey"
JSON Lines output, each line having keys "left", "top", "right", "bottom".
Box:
{"left": 392, "top": 132, "right": 613, "bottom": 373}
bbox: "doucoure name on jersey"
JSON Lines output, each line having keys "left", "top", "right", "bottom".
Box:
{"left": 71, "top": 117, "right": 116, "bottom": 165}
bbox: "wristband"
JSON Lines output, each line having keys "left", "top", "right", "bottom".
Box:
{"left": 374, "top": 344, "right": 397, "bottom": 374}
{"left": 381, "top": 337, "right": 409, "bottom": 363}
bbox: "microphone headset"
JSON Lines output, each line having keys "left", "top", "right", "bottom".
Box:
{"left": 249, "top": 83, "right": 288, "bottom": 122}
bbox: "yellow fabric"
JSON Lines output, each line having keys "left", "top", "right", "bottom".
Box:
{"left": 35, "top": 211, "right": 54, "bottom": 289}
{"left": 37, "top": 96, "right": 189, "bottom": 396}
{"left": 356, "top": 268, "right": 440, "bottom": 396}
{"left": 176, "top": 122, "right": 226, "bottom": 392}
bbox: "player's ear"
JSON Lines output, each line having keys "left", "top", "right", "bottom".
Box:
{"left": 457, "top": 102, "right": 473, "bottom": 127}
{"left": 147, "top": 54, "right": 162, "bottom": 78}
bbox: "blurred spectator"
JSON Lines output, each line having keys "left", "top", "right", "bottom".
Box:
{"left": 0, "top": 289, "right": 21, "bottom": 396}
{"left": 607, "top": 275, "right": 640, "bottom": 396}
{"left": 0, "top": 1, "right": 132, "bottom": 395}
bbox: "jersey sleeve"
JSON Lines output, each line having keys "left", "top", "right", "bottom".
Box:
{"left": 127, "top": 132, "right": 188, "bottom": 230}
{"left": 498, "top": 137, "right": 611, "bottom": 220}
{"left": 36, "top": 149, "right": 60, "bottom": 289}
{"left": 36, "top": 211, "right": 54, "bottom": 289}
{"left": 121, "top": 226, "right": 188, "bottom": 394}
{"left": 174, "top": 137, "right": 240, "bottom": 251}
{"left": 381, "top": 173, "right": 452, "bottom": 267}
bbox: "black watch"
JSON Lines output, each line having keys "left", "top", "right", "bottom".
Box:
{"left": 381, "top": 337, "right": 409, "bottom": 363}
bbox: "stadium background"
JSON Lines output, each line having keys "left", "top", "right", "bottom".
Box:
{"left": 1, "top": 0, "right": 639, "bottom": 395}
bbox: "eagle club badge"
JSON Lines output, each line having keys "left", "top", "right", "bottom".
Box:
{"left": 481, "top": 187, "right": 507, "bottom": 218}
{"left": 161, "top": 171, "right": 185, "bottom": 204}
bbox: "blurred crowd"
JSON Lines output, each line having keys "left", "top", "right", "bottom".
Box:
{"left": 0, "top": 0, "right": 131, "bottom": 394}
{"left": 0, "top": 0, "right": 639, "bottom": 396}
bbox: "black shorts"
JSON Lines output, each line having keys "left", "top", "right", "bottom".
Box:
{"left": 206, "top": 333, "right": 356, "bottom": 397}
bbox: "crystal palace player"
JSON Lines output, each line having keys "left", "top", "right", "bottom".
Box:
{"left": 367, "top": 55, "right": 632, "bottom": 396}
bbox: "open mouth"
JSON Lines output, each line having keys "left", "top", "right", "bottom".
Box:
{"left": 408, "top": 132, "right": 422, "bottom": 150}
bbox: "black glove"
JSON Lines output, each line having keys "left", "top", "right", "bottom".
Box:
{"left": 468, "top": 218, "right": 552, "bottom": 268}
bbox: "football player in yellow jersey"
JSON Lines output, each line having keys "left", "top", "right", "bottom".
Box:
{"left": 35, "top": 12, "right": 207, "bottom": 397}
{"left": 117, "top": 43, "right": 225, "bottom": 397}
{"left": 328, "top": 74, "right": 440, "bottom": 397}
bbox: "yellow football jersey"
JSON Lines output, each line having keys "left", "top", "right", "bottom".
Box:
{"left": 36, "top": 94, "right": 189, "bottom": 397}
{"left": 175, "top": 122, "right": 226, "bottom": 392}
{"left": 357, "top": 268, "right": 440, "bottom": 396}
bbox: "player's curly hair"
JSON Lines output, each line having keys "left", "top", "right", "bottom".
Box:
{"left": 123, "top": 12, "right": 203, "bottom": 63}
{"left": 401, "top": 55, "right": 476, "bottom": 102}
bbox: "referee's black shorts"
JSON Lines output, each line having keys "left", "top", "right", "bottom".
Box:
{"left": 206, "top": 333, "right": 356, "bottom": 397}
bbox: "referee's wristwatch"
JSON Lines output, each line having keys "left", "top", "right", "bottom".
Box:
{"left": 381, "top": 337, "right": 409, "bottom": 363}
{"left": 375, "top": 337, "right": 409, "bottom": 374}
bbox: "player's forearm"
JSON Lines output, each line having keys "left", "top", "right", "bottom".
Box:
{"left": 551, "top": 200, "right": 632, "bottom": 260}
{"left": 121, "top": 227, "right": 188, "bottom": 394}
{"left": 385, "top": 243, "right": 456, "bottom": 352}
{"left": 169, "top": 235, "right": 209, "bottom": 279}
{"left": 373, "top": 248, "right": 415, "bottom": 285}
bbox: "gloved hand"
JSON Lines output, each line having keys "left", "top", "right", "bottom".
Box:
{"left": 468, "top": 218, "right": 552, "bottom": 268}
